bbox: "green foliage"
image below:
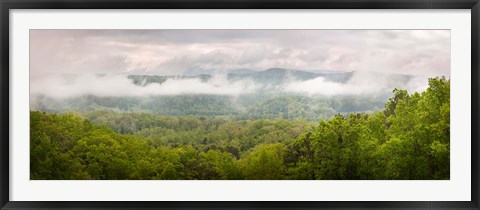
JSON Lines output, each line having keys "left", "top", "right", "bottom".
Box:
{"left": 30, "top": 77, "right": 450, "bottom": 180}
{"left": 243, "top": 96, "right": 336, "bottom": 121}
{"left": 240, "top": 143, "right": 287, "bottom": 180}
{"left": 31, "top": 93, "right": 388, "bottom": 121}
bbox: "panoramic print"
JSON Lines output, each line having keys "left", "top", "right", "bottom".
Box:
{"left": 30, "top": 30, "right": 450, "bottom": 180}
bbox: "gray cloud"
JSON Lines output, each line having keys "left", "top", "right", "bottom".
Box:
{"left": 238, "top": 45, "right": 268, "bottom": 65}
{"left": 298, "top": 48, "right": 330, "bottom": 62}
{"left": 30, "top": 30, "right": 450, "bottom": 77}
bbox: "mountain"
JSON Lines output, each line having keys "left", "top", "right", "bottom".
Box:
{"left": 127, "top": 68, "right": 332, "bottom": 87}
{"left": 227, "top": 68, "right": 370, "bottom": 85}
{"left": 127, "top": 74, "right": 212, "bottom": 86}
{"left": 127, "top": 68, "right": 414, "bottom": 88}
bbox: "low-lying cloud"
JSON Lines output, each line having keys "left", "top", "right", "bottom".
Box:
{"left": 30, "top": 74, "right": 259, "bottom": 98}
{"left": 30, "top": 71, "right": 431, "bottom": 99}
{"left": 285, "top": 71, "right": 429, "bottom": 96}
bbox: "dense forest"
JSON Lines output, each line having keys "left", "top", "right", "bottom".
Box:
{"left": 31, "top": 92, "right": 387, "bottom": 121}
{"left": 30, "top": 77, "right": 450, "bottom": 180}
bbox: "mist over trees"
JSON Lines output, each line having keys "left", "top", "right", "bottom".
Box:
{"left": 30, "top": 68, "right": 426, "bottom": 121}
{"left": 30, "top": 77, "right": 450, "bottom": 180}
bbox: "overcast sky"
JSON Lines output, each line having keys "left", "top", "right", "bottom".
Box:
{"left": 30, "top": 30, "right": 450, "bottom": 77}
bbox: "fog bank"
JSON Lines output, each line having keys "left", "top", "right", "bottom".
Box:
{"left": 30, "top": 71, "right": 432, "bottom": 99}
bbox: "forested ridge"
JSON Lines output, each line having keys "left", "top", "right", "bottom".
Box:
{"left": 31, "top": 69, "right": 406, "bottom": 120}
{"left": 30, "top": 77, "right": 450, "bottom": 180}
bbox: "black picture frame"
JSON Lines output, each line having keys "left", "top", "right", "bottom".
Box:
{"left": 1, "top": 0, "right": 478, "bottom": 209}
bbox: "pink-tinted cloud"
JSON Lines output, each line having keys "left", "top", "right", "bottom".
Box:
{"left": 30, "top": 30, "right": 450, "bottom": 77}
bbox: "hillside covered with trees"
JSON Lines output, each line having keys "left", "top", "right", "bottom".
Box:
{"left": 30, "top": 69, "right": 415, "bottom": 121}
{"left": 30, "top": 77, "right": 450, "bottom": 180}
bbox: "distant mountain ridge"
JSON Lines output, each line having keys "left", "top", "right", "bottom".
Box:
{"left": 127, "top": 68, "right": 414, "bottom": 88}
{"left": 128, "top": 68, "right": 354, "bottom": 86}
{"left": 127, "top": 74, "right": 212, "bottom": 86}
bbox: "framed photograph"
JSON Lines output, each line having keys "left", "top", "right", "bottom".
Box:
{"left": 1, "top": 0, "right": 479, "bottom": 209}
